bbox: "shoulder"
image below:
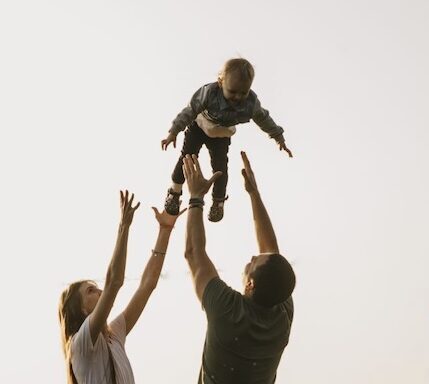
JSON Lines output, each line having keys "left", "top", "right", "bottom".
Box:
{"left": 202, "top": 277, "right": 243, "bottom": 318}
{"left": 248, "top": 88, "right": 258, "bottom": 100}
{"left": 192, "top": 82, "right": 219, "bottom": 104}
{"left": 108, "top": 313, "right": 127, "bottom": 346}
{"left": 71, "top": 317, "right": 97, "bottom": 355}
{"left": 196, "top": 82, "right": 219, "bottom": 94}
{"left": 246, "top": 89, "right": 259, "bottom": 110}
{"left": 204, "top": 82, "right": 220, "bottom": 91}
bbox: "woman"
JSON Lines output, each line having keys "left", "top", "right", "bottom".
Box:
{"left": 59, "top": 190, "right": 184, "bottom": 383}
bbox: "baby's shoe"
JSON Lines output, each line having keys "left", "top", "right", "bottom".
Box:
{"left": 208, "top": 196, "right": 228, "bottom": 222}
{"left": 164, "top": 188, "right": 182, "bottom": 215}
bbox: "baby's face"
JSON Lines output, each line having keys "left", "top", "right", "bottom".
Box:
{"left": 220, "top": 73, "right": 252, "bottom": 105}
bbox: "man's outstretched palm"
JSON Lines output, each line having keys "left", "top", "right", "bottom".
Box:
{"left": 182, "top": 154, "right": 222, "bottom": 198}
{"left": 241, "top": 151, "right": 259, "bottom": 194}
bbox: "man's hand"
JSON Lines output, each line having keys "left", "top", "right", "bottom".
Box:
{"left": 161, "top": 132, "right": 177, "bottom": 151}
{"left": 182, "top": 154, "right": 222, "bottom": 198}
{"left": 241, "top": 151, "right": 259, "bottom": 195}
{"left": 120, "top": 190, "right": 140, "bottom": 227}
{"left": 279, "top": 141, "right": 293, "bottom": 157}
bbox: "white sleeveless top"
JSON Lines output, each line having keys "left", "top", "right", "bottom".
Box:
{"left": 71, "top": 314, "right": 135, "bottom": 384}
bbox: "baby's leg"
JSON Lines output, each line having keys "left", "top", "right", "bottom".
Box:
{"left": 165, "top": 122, "right": 206, "bottom": 215}
{"left": 205, "top": 137, "right": 231, "bottom": 222}
{"left": 206, "top": 137, "right": 231, "bottom": 199}
{"left": 171, "top": 122, "right": 206, "bottom": 186}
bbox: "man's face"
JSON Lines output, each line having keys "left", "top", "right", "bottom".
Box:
{"left": 220, "top": 73, "right": 252, "bottom": 105}
{"left": 242, "top": 253, "right": 271, "bottom": 292}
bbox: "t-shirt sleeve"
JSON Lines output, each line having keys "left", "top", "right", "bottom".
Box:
{"left": 71, "top": 316, "right": 95, "bottom": 356}
{"left": 202, "top": 277, "right": 241, "bottom": 321}
{"left": 109, "top": 313, "right": 127, "bottom": 347}
{"left": 281, "top": 296, "right": 294, "bottom": 323}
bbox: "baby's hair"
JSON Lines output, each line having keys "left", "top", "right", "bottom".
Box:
{"left": 219, "top": 58, "right": 255, "bottom": 83}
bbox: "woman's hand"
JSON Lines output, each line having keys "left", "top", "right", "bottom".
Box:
{"left": 151, "top": 206, "right": 186, "bottom": 229}
{"left": 120, "top": 190, "right": 140, "bottom": 227}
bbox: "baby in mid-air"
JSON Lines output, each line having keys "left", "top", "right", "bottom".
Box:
{"left": 161, "top": 58, "right": 292, "bottom": 222}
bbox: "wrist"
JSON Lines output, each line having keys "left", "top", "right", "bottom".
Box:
{"left": 189, "top": 197, "right": 204, "bottom": 210}
{"left": 159, "top": 224, "right": 174, "bottom": 231}
{"left": 248, "top": 190, "right": 261, "bottom": 198}
{"left": 118, "top": 222, "right": 131, "bottom": 232}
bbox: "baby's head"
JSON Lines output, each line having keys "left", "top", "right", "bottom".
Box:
{"left": 218, "top": 58, "right": 255, "bottom": 104}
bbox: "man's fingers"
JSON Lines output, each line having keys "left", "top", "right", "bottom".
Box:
{"left": 178, "top": 207, "right": 187, "bottom": 216}
{"left": 208, "top": 171, "right": 222, "bottom": 186}
{"left": 182, "top": 164, "right": 188, "bottom": 180}
{"left": 173, "top": 139, "right": 176, "bottom": 148}
{"left": 241, "top": 168, "right": 251, "bottom": 184}
{"left": 133, "top": 201, "right": 141, "bottom": 210}
{"left": 191, "top": 154, "right": 202, "bottom": 175}
{"left": 240, "top": 151, "right": 251, "bottom": 171}
{"left": 182, "top": 155, "right": 193, "bottom": 179}
{"left": 151, "top": 206, "right": 160, "bottom": 216}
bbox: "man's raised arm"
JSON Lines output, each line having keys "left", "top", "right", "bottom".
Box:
{"left": 241, "top": 151, "right": 279, "bottom": 254}
{"left": 183, "top": 155, "right": 221, "bottom": 302}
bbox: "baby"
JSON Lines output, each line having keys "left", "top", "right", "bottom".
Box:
{"left": 161, "top": 58, "right": 292, "bottom": 222}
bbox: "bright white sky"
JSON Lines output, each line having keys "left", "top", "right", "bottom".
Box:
{"left": 1, "top": 0, "right": 428, "bottom": 383}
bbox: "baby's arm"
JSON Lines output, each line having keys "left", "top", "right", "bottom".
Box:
{"left": 252, "top": 98, "right": 293, "bottom": 157}
{"left": 161, "top": 85, "right": 209, "bottom": 151}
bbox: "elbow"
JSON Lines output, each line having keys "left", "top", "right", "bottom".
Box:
{"left": 184, "top": 246, "right": 194, "bottom": 261}
{"left": 141, "top": 280, "right": 157, "bottom": 292}
{"left": 105, "top": 278, "right": 123, "bottom": 294}
{"left": 106, "top": 271, "right": 124, "bottom": 291}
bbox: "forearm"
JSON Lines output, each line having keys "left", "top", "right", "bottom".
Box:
{"left": 106, "top": 224, "right": 130, "bottom": 286}
{"left": 170, "top": 106, "right": 198, "bottom": 135}
{"left": 185, "top": 205, "right": 218, "bottom": 301}
{"left": 249, "top": 191, "right": 279, "bottom": 254}
{"left": 140, "top": 227, "right": 172, "bottom": 289}
{"left": 185, "top": 207, "right": 206, "bottom": 256}
{"left": 122, "top": 226, "right": 173, "bottom": 335}
{"left": 252, "top": 101, "right": 284, "bottom": 140}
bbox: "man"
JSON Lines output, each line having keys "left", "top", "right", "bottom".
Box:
{"left": 182, "top": 151, "right": 296, "bottom": 384}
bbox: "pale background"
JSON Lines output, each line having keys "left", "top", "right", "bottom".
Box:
{"left": 0, "top": 0, "right": 428, "bottom": 383}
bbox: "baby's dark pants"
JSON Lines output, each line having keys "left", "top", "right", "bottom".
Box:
{"left": 171, "top": 121, "right": 230, "bottom": 199}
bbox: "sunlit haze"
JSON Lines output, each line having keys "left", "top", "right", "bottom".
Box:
{"left": 1, "top": 1, "right": 428, "bottom": 383}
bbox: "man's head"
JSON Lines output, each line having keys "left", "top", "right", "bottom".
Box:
{"left": 243, "top": 253, "right": 295, "bottom": 307}
{"left": 218, "top": 58, "right": 255, "bottom": 104}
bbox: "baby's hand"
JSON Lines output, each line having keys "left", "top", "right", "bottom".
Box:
{"left": 278, "top": 141, "right": 293, "bottom": 157}
{"left": 161, "top": 132, "right": 177, "bottom": 151}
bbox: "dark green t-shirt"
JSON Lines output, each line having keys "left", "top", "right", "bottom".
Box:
{"left": 199, "top": 277, "right": 294, "bottom": 384}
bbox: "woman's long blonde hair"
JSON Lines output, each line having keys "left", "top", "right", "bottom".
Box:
{"left": 58, "top": 280, "right": 93, "bottom": 384}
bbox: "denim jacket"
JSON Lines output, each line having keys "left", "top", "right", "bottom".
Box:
{"left": 169, "top": 82, "right": 285, "bottom": 142}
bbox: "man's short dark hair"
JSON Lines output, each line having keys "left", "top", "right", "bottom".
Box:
{"left": 250, "top": 254, "right": 296, "bottom": 307}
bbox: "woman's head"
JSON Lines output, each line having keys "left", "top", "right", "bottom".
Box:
{"left": 58, "top": 280, "right": 87, "bottom": 384}
{"left": 58, "top": 280, "right": 101, "bottom": 351}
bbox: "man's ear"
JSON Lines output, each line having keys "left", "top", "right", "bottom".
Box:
{"left": 217, "top": 77, "right": 223, "bottom": 87}
{"left": 245, "top": 278, "right": 255, "bottom": 295}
